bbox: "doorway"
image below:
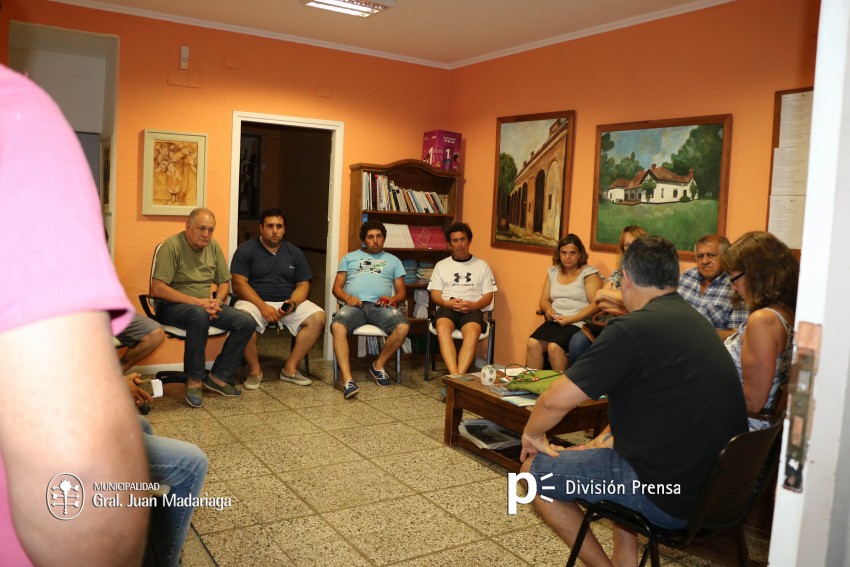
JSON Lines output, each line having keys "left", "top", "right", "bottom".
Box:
{"left": 230, "top": 112, "right": 344, "bottom": 360}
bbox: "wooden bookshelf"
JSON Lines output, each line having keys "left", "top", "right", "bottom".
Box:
{"left": 349, "top": 159, "right": 460, "bottom": 354}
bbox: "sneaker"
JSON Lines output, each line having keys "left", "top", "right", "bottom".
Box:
{"left": 369, "top": 363, "right": 393, "bottom": 387}
{"left": 279, "top": 369, "right": 311, "bottom": 386}
{"left": 185, "top": 386, "right": 203, "bottom": 408}
{"left": 202, "top": 377, "right": 242, "bottom": 397}
{"left": 343, "top": 380, "right": 359, "bottom": 399}
{"left": 243, "top": 373, "right": 262, "bottom": 390}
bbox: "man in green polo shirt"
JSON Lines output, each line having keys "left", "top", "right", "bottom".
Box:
{"left": 150, "top": 207, "right": 255, "bottom": 407}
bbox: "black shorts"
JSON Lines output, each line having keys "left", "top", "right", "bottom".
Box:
{"left": 434, "top": 306, "right": 485, "bottom": 331}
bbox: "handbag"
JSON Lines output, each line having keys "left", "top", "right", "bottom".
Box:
{"left": 582, "top": 311, "right": 619, "bottom": 341}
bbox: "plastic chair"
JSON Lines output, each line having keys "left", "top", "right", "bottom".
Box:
{"left": 332, "top": 324, "right": 402, "bottom": 384}
{"left": 565, "top": 424, "right": 782, "bottom": 567}
{"left": 138, "top": 242, "right": 227, "bottom": 383}
{"left": 423, "top": 307, "right": 495, "bottom": 381}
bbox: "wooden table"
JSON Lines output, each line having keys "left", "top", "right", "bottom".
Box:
{"left": 442, "top": 374, "right": 609, "bottom": 472}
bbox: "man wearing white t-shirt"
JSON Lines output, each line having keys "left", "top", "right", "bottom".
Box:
{"left": 427, "top": 223, "right": 497, "bottom": 375}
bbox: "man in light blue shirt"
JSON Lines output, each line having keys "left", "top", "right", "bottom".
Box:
{"left": 331, "top": 220, "right": 409, "bottom": 399}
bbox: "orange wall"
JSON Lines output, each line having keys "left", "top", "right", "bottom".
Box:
{"left": 3, "top": 0, "right": 819, "bottom": 367}
{"left": 3, "top": 0, "right": 450, "bottom": 365}
{"left": 447, "top": 0, "right": 819, "bottom": 364}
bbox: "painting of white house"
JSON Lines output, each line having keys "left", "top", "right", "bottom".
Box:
{"left": 592, "top": 115, "right": 731, "bottom": 254}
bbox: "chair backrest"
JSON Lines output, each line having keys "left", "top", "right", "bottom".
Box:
{"left": 143, "top": 242, "right": 165, "bottom": 316}
{"left": 684, "top": 425, "right": 782, "bottom": 537}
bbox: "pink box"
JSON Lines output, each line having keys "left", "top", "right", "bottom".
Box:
{"left": 422, "top": 130, "right": 462, "bottom": 170}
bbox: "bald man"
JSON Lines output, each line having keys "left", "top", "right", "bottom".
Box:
{"left": 150, "top": 207, "right": 255, "bottom": 407}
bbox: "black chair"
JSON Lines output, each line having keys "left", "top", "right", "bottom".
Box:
{"left": 139, "top": 242, "right": 227, "bottom": 383}
{"left": 423, "top": 308, "right": 495, "bottom": 380}
{"left": 565, "top": 425, "right": 782, "bottom": 567}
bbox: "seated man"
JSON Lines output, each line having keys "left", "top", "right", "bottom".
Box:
{"left": 331, "top": 220, "right": 408, "bottom": 399}
{"left": 521, "top": 236, "right": 747, "bottom": 566}
{"left": 231, "top": 208, "right": 326, "bottom": 389}
{"left": 678, "top": 234, "right": 748, "bottom": 338}
{"left": 116, "top": 314, "right": 166, "bottom": 373}
{"left": 427, "top": 222, "right": 497, "bottom": 375}
{"left": 150, "top": 208, "right": 255, "bottom": 407}
{"left": 122, "top": 377, "right": 208, "bottom": 567}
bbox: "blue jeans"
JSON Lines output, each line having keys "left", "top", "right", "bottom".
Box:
{"left": 332, "top": 302, "right": 408, "bottom": 335}
{"left": 530, "top": 447, "right": 687, "bottom": 529}
{"left": 156, "top": 302, "right": 255, "bottom": 383}
{"left": 568, "top": 331, "right": 593, "bottom": 364}
{"left": 139, "top": 416, "right": 208, "bottom": 567}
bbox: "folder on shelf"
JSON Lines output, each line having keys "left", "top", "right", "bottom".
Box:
{"left": 408, "top": 225, "right": 446, "bottom": 249}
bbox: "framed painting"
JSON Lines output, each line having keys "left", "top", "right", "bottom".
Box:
{"left": 99, "top": 136, "right": 112, "bottom": 213}
{"left": 591, "top": 115, "right": 732, "bottom": 259}
{"left": 491, "top": 110, "right": 576, "bottom": 254}
{"left": 142, "top": 130, "right": 207, "bottom": 216}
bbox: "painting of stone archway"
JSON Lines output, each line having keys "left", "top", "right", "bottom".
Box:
{"left": 492, "top": 110, "right": 576, "bottom": 254}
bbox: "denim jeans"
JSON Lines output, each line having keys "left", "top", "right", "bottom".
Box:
{"left": 530, "top": 447, "right": 687, "bottom": 529}
{"left": 139, "top": 416, "right": 208, "bottom": 567}
{"left": 156, "top": 302, "right": 255, "bottom": 383}
{"left": 569, "top": 331, "right": 593, "bottom": 364}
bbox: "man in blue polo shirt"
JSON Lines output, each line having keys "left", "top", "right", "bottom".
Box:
{"left": 231, "top": 208, "right": 326, "bottom": 390}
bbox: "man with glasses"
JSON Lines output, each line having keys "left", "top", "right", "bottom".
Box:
{"left": 677, "top": 234, "right": 748, "bottom": 338}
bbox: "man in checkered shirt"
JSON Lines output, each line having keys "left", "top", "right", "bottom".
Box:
{"left": 677, "top": 234, "right": 748, "bottom": 338}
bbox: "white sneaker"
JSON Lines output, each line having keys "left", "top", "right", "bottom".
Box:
{"left": 279, "top": 369, "right": 311, "bottom": 386}
{"left": 243, "top": 373, "right": 262, "bottom": 390}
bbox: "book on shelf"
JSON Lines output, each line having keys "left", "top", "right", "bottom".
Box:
{"left": 362, "top": 171, "right": 448, "bottom": 215}
{"left": 458, "top": 419, "right": 521, "bottom": 450}
{"left": 408, "top": 225, "right": 446, "bottom": 249}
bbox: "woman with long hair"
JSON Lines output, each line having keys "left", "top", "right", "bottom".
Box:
{"left": 723, "top": 231, "right": 798, "bottom": 430}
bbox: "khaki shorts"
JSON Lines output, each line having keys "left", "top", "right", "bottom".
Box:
{"left": 234, "top": 299, "right": 324, "bottom": 335}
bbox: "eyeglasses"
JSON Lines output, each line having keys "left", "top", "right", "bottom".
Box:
{"left": 729, "top": 272, "right": 746, "bottom": 283}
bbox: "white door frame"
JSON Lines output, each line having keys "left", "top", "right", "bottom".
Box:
{"left": 230, "top": 111, "right": 343, "bottom": 360}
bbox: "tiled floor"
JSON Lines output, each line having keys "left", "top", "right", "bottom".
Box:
{"left": 143, "top": 332, "right": 769, "bottom": 566}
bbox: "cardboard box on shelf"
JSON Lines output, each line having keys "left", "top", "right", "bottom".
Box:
{"left": 422, "top": 130, "right": 462, "bottom": 170}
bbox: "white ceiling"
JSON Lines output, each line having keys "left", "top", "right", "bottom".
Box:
{"left": 50, "top": 0, "right": 735, "bottom": 68}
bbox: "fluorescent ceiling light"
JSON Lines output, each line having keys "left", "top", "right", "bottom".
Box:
{"left": 303, "top": 0, "right": 395, "bottom": 18}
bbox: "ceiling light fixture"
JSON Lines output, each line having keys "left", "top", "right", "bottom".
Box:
{"left": 303, "top": 0, "right": 395, "bottom": 18}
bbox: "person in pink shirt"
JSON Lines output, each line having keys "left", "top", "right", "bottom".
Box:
{"left": 0, "top": 65, "right": 148, "bottom": 565}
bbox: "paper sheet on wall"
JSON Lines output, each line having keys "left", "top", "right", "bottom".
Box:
{"left": 768, "top": 195, "right": 806, "bottom": 249}
{"left": 771, "top": 147, "right": 809, "bottom": 195}
{"left": 779, "top": 91, "right": 813, "bottom": 149}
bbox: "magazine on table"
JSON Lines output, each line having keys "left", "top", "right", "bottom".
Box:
{"left": 458, "top": 419, "right": 522, "bottom": 450}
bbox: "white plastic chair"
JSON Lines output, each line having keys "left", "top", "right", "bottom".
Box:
{"left": 423, "top": 300, "right": 496, "bottom": 380}
{"left": 332, "top": 324, "right": 402, "bottom": 384}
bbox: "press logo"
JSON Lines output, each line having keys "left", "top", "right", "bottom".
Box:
{"left": 47, "top": 473, "right": 85, "bottom": 520}
{"left": 507, "top": 472, "right": 554, "bottom": 514}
